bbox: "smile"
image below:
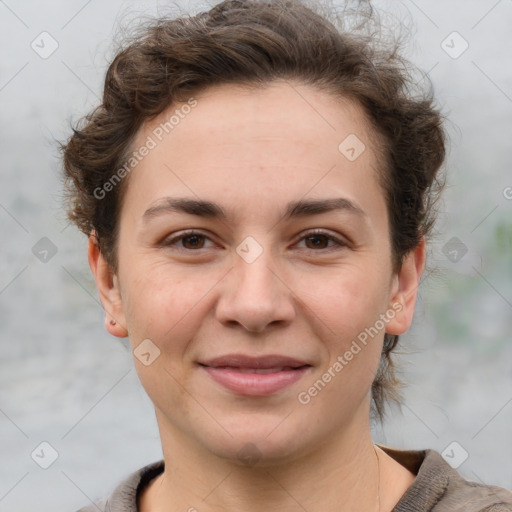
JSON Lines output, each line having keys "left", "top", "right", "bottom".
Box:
{"left": 198, "top": 355, "right": 312, "bottom": 396}
{"left": 231, "top": 366, "right": 296, "bottom": 374}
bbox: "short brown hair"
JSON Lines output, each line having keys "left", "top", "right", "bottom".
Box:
{"left": 60, "top": 0, "right": 446, "bottom": 421}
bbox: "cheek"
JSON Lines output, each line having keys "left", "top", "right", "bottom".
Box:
{"left": 296, "top": 261, "right": 390, "bottom": 390}
{"left": 300, "top": 259, "right": 392, "bottom": 338}
{"left": 296, "top": 285, "right": 386, "bottom": 420}
{"left": 120, "top": 266, "right": 206, "bottom": 417}
{"left": 121, "top": 259, "right": 192, "bottom": 330}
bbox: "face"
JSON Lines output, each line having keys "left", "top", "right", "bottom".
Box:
{"left": 90, "top": 80, "right": 423, "bottom": 466}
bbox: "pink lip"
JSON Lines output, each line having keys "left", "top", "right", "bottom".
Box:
{"left": 198, "top": 354, "right": 312, "bottom": 396}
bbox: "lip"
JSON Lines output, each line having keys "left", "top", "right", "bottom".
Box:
{"left": 200, "top": 354, "right": 310, "bottom": 369}
{"left": 198, "top": 354, "right": 312, "bottom": 396}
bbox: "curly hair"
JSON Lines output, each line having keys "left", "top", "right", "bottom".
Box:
{"left": 60, "top": 0, "right": 446, "bottom": 422}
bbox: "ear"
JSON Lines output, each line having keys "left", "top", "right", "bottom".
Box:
{"left": 88, "top": 231, "right": 128, "bottom": 338}
{"left": 385, "top": 236, "right": 426, "bottom": 336}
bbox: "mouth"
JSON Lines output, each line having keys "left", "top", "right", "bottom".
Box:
{"left": 214, "top": 366, "right": 306, "bottom": 374}
{"left": 198, "top": 354, "right": 312, "bottom": 396}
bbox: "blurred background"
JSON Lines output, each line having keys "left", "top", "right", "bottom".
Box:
{"left": 0, "top": 0, "right": 511, "bottom": 510}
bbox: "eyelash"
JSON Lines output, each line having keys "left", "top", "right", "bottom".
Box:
{"left": 162, "top": 229, "right": 348, "bottom": 253}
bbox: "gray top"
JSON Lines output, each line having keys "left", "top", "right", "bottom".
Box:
{"left": 76, "top": 446, "right": 512, "bottom": 511}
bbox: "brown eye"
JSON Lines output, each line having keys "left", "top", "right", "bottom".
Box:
{"left": 181, "top": 234, "right": 206, "bottom": 249}
{"left": 304, "top": 234, "right": 330, "bottom": 249}
{"left": 295, "top": 230, "right": 347, "bottom": 251}
{"left": 163, "top": 230, "right": 214, "bottom": 251}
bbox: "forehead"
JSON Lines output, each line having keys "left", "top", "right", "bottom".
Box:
{"left": 144, "top": 80, "right": 377, "bottom": 152}
{"left": 123, "top": 80, "right": 385, "bottom": 221}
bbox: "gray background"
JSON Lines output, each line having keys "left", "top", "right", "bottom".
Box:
{"left": 1, "top": 0, "right": 511, "bottom": 510}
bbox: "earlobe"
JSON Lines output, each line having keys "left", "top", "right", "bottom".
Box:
{"left": 385, "top": 237, "right": 426, "bottom": 336}
{"left": 88, "top": 231, "right": 129, "bottom": 338}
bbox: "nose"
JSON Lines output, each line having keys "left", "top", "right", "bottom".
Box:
{"left": 214, "top": 246, "right": 296, "bottom": 333}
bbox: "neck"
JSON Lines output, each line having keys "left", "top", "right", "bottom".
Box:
{"left": 140, "top": 410, "right": 381, "bottom": 512}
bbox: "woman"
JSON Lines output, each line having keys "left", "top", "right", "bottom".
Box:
{"left": 61, "top": 0, "right": 512, "bottom": 510}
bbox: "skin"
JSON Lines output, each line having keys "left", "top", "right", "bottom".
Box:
{"left": 89, "top": 80, "right": 424, "bottom": 512}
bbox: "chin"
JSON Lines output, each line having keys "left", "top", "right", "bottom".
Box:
{"left": 211, "top": 441, "right": 301, "bottom": 468}
{"left": 199, "top": 420, "right": 314, "bottom": 468}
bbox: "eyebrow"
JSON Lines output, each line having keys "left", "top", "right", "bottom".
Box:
{"left": 142, "top": 197, "right": 366, "bottom": 223}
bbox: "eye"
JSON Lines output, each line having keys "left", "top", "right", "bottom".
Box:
{"left": 294, "top": 229, "right": 348, "bottom": 251}
{"left": 162, "top": 230, "right": 216, "bottom": 251}
{"left": 161, "top": 229, "right": 348, "bottom": 252}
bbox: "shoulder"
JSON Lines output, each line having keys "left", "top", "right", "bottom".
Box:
{"left": 378, "top": 445, "right": 512, "bottom": 512}
{"left": 74, "top": 460, "right": 165, "bottom": 512}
